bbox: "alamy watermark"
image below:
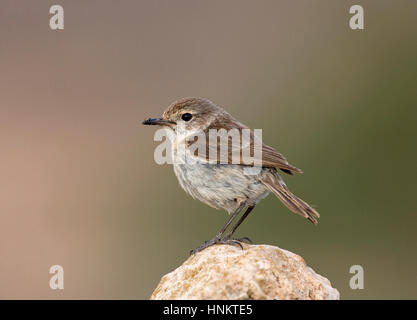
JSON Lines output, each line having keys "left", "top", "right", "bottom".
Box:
{"left": 349, "top": 265, "right": 364, "bottom": 290}
{"left": 152, "top": 128, "right": 264, "bottom": 175}
{"left": 49, "top": 265, "right": 64, "bottom": 290}
{"left": 49, "top": 5, "right": 64, "bottom": 30}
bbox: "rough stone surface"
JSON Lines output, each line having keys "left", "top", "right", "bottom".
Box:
{"left": 150, "top": 244, "right": 339, "bottom": 300}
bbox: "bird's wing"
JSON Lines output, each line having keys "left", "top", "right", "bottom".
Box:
{"left": 259, "top": 143, "right": 302, "bottom": 174}
{"left": 185, "top": 116, "right": 302, "bottom": 174}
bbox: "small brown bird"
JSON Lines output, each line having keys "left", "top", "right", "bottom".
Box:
{"left": 143, "top": 97, "right": 319, "bottom": 254}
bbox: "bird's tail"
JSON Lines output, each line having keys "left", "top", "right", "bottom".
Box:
{"left": 260, "top": 173, "right": 320, "bottom": 224}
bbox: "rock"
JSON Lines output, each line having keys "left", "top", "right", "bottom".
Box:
{"left": 150, "top": 243, "right": 339, "bottom": 300}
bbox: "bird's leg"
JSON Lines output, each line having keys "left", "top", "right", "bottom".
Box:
{"left": 222, "top": 205, "right": 255, "bottom": 243}
{"left": 190, "top": 204, "right": 245, "bottom": 255}
{"left": 214, "top": 203, "right": 245, "bottom": 238}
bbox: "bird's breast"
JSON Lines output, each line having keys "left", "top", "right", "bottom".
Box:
{"left": 172, "top": 158, "right": 270, "bottom": 213}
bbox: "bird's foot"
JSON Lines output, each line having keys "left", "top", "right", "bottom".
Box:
{"left": 190, "top": 238, "right": 219, "bottom": 255}
{"left": 231, "top": 236, "right": 253, "bottom": 244}
{"left": 222, "top": 234, "right": 253, "bottom": 244}
{"left": 190, "top": 236, "right": 252, "bottom": 255}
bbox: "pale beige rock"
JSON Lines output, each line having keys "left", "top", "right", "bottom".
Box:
{"left": 150, "top": 244, "right": 339, "bottom": 300}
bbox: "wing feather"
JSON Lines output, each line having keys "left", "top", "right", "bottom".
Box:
{"left": 185, "top": 115, "right": 302, "bottom": 174}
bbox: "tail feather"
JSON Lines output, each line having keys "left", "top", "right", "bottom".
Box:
{"left": 260, "top": 174, "right": 320, "bottom": 225}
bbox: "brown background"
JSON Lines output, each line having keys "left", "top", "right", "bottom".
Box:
{"left": 0, "top": 1, "right": 416, "bottom": 299}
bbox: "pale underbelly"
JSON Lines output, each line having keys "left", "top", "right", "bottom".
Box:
{"left": 173, "top": 162, "right": 270, "bottom": 213}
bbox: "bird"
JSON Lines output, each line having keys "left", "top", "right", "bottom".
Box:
{"left": 143, "top": 97, "right": 319, "bottom": 254}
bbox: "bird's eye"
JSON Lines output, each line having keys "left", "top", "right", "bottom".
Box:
{"left": 181, "top": 113, "right": 192, "bottom": 121}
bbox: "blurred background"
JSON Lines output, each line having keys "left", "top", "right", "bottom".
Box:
{"left": 0, "top": 0, "right": 416, "bottom": 299}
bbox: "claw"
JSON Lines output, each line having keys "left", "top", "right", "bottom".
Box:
{"left": 228, "top": 239, "right": 244, "bottom": 249}
{"left": 235, "top": 236, "right": 253, "bottom": 244}
{"left": 190, "top": 237, "right": 220, "bottom": 255}
{"left": 190, "top": 236, "right": 250, "bottom": 255}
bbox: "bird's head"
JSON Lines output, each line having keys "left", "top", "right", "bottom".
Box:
{"left": 142, "top": 97, "right": 225, "bottom": 134}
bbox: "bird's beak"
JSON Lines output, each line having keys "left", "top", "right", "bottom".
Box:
{"left": 142, "top": 118, "right": 176, "bottom": 126}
